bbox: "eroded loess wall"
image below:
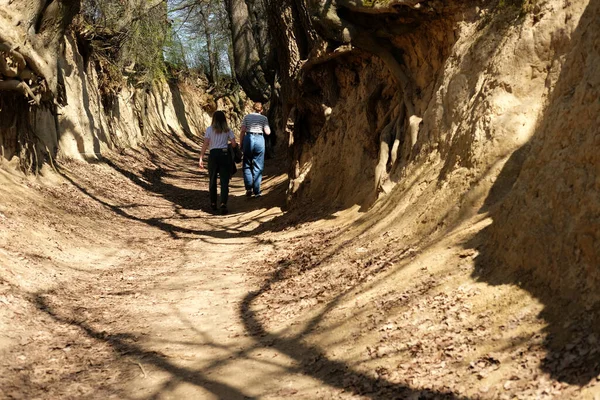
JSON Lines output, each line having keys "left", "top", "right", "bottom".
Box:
{"left": 270, "top": 0, "right": 597, "bottom": 301}
{"left": 0, "top": 3, "right": 222, "bottom": 169}
{"left": 481, "top": 0, "right": 600, "bottom": 304}
{"left": 54, "top": 33, "right": 214, "bottom": 161}
{"left": 0, "top": 0, "right": 79, "bottom": 168}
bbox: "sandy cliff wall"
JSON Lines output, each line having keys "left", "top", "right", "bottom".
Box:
{"left": 478, "top": 1, "right": 600, "bottom": 304}
{"left": 0, "top": 32, "right": 215, "bottom": 168}
{"left": 278, "top": 1, "right": 590, "bottom": 208}
{"left": 271, "top": 0, "right": 597, "bottom": 302}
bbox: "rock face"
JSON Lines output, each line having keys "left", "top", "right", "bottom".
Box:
{"left": 268, "top": 0, "right": 597, "bottom": 300}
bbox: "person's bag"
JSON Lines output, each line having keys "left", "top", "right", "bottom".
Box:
{"left": 233, "top": 145, "right": 242, "bottom": 163}
{"left": 228, "top": 144, "right": 241, "bottom": 174}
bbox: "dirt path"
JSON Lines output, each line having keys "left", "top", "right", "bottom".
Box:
{"left": 0, "top": 135, "right": 328, "bottom": 399}
{"left": 2, "top": 133, "right": 600, "bottom": 399}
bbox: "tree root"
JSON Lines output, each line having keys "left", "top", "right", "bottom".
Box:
{"left": 300, "top": 44, "right": 354, "bottom": 73}
{"left": 390, "top": 106, "right": 406, "bottom": 167}
{"left": 45, "top": 145, "right": 58, "bottom": 173}
{"left": 375, "top": 119, "right": 396, "bottom": 191}
{"left": 0, "top": 43, "right": 27, "bottom": 78}
{"left": 336, "top": 0, "right": 424, "bottom": 13}
{"left": 0, "top": 39, "right": 44, "bottom": 104}
{"left": 0, "top": 79, "right": 41, "bottom": 105}
{"left": 353, "top": 33, "right": 422, "bottom": 148}
{"left": 0, "top": 32, "right": 54, "bottom": 96}
{"left": 375, "top": 105, "right": 410, "bottom": 192}
{"left": 308, "top": 3, "right": 423, "bottom": 149}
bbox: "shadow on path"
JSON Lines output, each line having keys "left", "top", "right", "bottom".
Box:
{"left": 239, "top": 242, "right": 467, "bottom": 399}
{"left": 33, "top": 293, "right": 259, "bottom": 400}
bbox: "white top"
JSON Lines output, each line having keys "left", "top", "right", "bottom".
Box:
{"left": 205, "top": 126, "right": 235, "bottom": 150}
{"left": 242, "top": 113, "right": 270, "bottom": 134}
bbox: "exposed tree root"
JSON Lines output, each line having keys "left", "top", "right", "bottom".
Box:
{"left": 375, "top": 119, "right": 396, "bottom": 191}
{"left": 0, "top": 79, "right": 40, "bottom": 105}
{"left": 0, "top": 43, "right": 27, "bottom": 78}
{"left": 0, "top": 32, "right": 53, "bottom": 94}
{"left": 307, "top": 1, "right": 423, "bottom": 155}
{"left": 354, "top": 32, "right": 422, "bottom": 148}
{"left": 374, "top": 105, "right": 408, "bottom": 192}
{"left": 0, "top": 38, "right": 46, "bottom": 105}
{"left": 336, "top": 0, "right": 424, "bottom": 13}
{"left": 300, "top": 44, "right": 354, "bottom": 74}
{"left": 389, "top": 105, "right": 406, "bottom": 167}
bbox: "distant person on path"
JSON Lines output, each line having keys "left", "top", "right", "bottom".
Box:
{"left": 240, "top": 102, "right": 271, "bottom": 198}
{"left": 199, "top": 111, "right": 238, "bottom": 215}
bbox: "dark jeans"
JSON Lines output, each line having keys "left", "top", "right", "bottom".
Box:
{"left": 242, "top": 134, "right": 265, "bottom": 195}
{"left": 208, "top": 148, "right": 232, "bottom": 205}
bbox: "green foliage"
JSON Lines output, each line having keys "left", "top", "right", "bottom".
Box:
{"left": 79, "top": 0, "right": 170, "bottom": 85}
{"left": 164, "top": 31, "right": 188, "bottom": 70}
{"left": 77, "top": 0, "right": 234, "bottom": 89}
{"left": 167, "top": 0, "right": 233, "bottom": 81}
{"left": 122, "top": 6, "right": 169, "bottom": 82}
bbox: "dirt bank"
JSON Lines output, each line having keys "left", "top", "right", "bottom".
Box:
{"left": 1, "top": 126, "right": 599, "bottom": 399}
{"left": 270, "top": 0, "right": 600, "bottom": 330}
{"left": 1, "top": 0, "right": 599, "bottom": 398}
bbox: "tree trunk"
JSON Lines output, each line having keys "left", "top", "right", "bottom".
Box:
{"left": 1, "top": 0, "right": 80, "bottom": 98}
{"left": 225, "top": 0, "right": 271, "bottom": 101}
{"left": 246, "top": 0, "right": 272, "bottom": 78}
{"left": 227, "top": 43, "right": 237, "bottom": 80}
{"left": 199, "top": 7, "right": 218, "bottom": 85}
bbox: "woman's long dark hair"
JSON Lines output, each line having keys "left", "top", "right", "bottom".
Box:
{"left": 211, "top": 111, "right": 229, "bottom": 133}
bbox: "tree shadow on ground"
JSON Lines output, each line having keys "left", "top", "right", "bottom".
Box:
{"left": 102, "top": 156, "right": 207, "bottom": 211}
{"left": 466, "top": 0, "right": 600, "bottom": 387}
{"left": 32, "top": 292, "right": 261, "bottom": 400}
{"left": 31, "top": 251, "right": 467, "bottom": 400}
{"left": 238, "top": 232, "right": 468, "bottom": 399}
{"left": 57, "top": 168, "right": 228, "bottom": 240}
{"left": 68, "top": 124, "right": 343, "bottom": 239}
{"left": 57, "top": 139, "right": 335, "bottom": 242}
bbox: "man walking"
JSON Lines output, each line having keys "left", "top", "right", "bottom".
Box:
{"left": 240, "top": 102, "right": 271, "bottom": 198}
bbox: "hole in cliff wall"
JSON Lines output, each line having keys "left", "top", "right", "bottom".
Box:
{"left": 0, "top": 95, "right": 20, "bottom": 162}
{"left": 74, "top": 33, "right": 92, "bottom": 73}
{"left": 0, "top": 95, "right": 55, "bottom": 172}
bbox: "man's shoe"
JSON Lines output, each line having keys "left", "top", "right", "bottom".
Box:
{"left": 245, "top": 189, "right": 252, "bottom": 198}
{"left": 220, "top": 204, "right": 228, "bottom": 215}
{"left": 210, "top": 203, "right": 217, "bottom": 211}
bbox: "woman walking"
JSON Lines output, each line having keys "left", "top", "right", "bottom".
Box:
{"left": 199, "top": 111, "right": 238, "bottom": 215}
